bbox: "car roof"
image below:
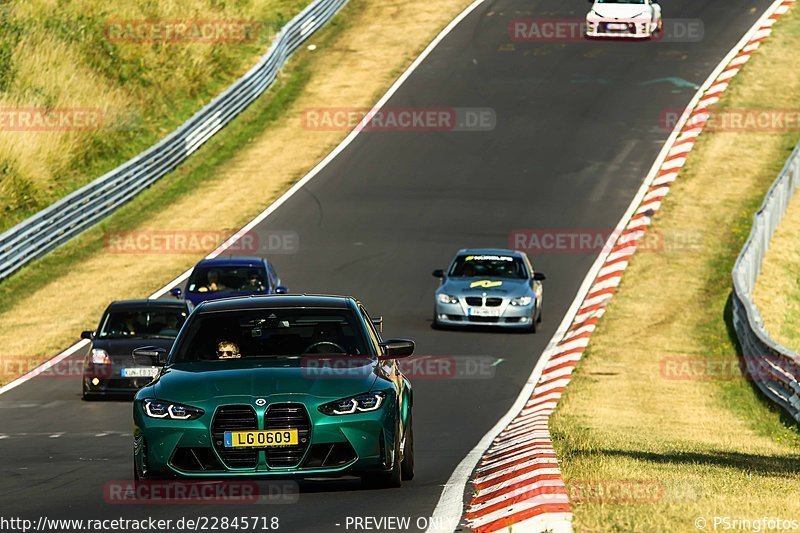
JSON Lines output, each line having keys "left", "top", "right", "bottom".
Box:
{"left": 455, "top": 248, "right": 525, "bottom": 257}
{"left": 195, "top": 295, "right": 357, "bottom": 313}
{"left": 194, "top": 257, "right": 268, "bottom": 268}
{"left": 106, "top": 299, "right": 189, "bottom": 311}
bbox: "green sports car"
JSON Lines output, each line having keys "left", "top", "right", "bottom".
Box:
{"left": 132, "top": 295, "right": 415, "bottom": 487}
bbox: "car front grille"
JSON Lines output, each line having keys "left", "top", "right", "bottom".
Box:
{"left": 264, "top": 403, "right": 311, "bottom": 468}
{"left": 600, "top": 22, "right": 635, "bottom": 34}
{"left": 468, "top": 316, "right": 500, "bottom": 324}
{"left": 466, "top": 296, "right": 503, "bottom": 307}
{"left": 212, "top": 405, "right": 259, "bottom": 469}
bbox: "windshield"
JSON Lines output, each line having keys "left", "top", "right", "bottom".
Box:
{"left": 448, "top": 254, "right": 528, "bottom": 279}
{"left": 98, "top": 309, "right": 188, "bottom": 339}
{"left": 187, "top": 266, "right": 269, "bottom": 295}
{"left": 172, "top": 308, "right": 371, "bottom": 362}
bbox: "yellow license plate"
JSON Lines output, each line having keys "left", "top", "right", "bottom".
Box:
{"left": 224, "top": 429, "right": 299, "bottom": 448}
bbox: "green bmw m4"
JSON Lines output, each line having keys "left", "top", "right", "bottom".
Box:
{"left": 133, "top": 295, "right": 415, "bottom": 487}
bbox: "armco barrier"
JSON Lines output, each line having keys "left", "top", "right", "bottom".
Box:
{"left": 0, "top": 0, "right": 348, "bottom": 282}
{"left": 732, "top": 140, "right": 800, "bottom": 422}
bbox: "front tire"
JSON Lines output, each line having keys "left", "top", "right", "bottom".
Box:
{"left": 401, "top": 413, "right": 414, "bottom": 481}
{"left": 362, "top": 420, "right": 403, "bottom": 489}
{"left": 528, "top": 306, "right": 538, "bottom": 334}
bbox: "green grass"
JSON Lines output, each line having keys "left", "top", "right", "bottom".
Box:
{"left": 0, "top": 0, "right": 309, "bottom": 233}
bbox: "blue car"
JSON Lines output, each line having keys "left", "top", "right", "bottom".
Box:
{"left": 432, "top": 248, "right": 545, "bottom": 332}
{"left": 172, "top": 257, "right": 288, "bottom": 306}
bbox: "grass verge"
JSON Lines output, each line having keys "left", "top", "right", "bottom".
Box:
{"left": 0, "top": 0, "right": 475, "bottom": 382}
{"left": 0, "top": 0, "right": 309, "bottom": 232}
{"left": 550, "top": 6, "right": 800, "bottom": 531}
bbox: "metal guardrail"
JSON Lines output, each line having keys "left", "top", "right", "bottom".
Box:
{"left": 0, "top": 0, "right": 349, "bottom": 282}
{"left": 732, "top": 140, "right": 800, "bottom": 422}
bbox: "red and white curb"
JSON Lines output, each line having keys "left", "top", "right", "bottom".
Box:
{"left": 463, "top": 2, "right": 796, "bottom": 532}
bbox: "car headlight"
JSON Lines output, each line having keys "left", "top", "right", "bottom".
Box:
{"left": 143, "top": 399, "right": 204, "bottom": 420}
{"left": 319, "top": 391, "right": 386, "bottom": 416}
{"left": 438, "top": 294, "right": 459, "bottom": 304}
{"left": 510, "top": 296, "right": 533, "bottom": 306}
{"left": 91, "top": 348, "right": 111, "bottom": 365}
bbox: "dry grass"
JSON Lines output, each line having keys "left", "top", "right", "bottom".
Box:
{"left": 0, "top": 0, "right": 474, "bottom": 379}
{"left": 551, "top": 6, "right": 800, "bottom": 532}
{"left": 752, "top": 190, "right": 800, "bottom": 351}
{"left": 0, "top": 0, "right": 307, "bottom": 230}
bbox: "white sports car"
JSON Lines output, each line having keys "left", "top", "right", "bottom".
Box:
{"left": 586, "top": 0, "right": 663, "bottom": 39}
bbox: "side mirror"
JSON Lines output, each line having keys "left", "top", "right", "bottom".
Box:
{"left": 81, "top": 330, "right": 95, "bottom": 340}
{"left": 379, "top": 339, "right": 415, "bottom": 360}
{"left": 371, "top": 316, "right": 383, "bottom": 334}
{"left": 533, "top": 272, "right": 546, "bottom": 281}
{"left": 170, "top": 287, "right": 183, "bottom": 299}
{"left": 275, "top": 286, "right": 289, "bottom": 294}
{"left": 432, "top": 269, "right": 445, "bottom": 278}
{"left": 133, "top": 346, "right": 168, "bottom": 366}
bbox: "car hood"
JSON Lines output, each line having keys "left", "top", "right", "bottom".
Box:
{"left": 92, "top": 337, "right": 175, "bottom": 357}
{"left": 152, "top": 358, "right": 380, "bottom": 402}
{"left": 440, "top": 277, "right": 532, "bottom": 297}
{"left": 591, "top": 3, "right": 651, "bottom": 19}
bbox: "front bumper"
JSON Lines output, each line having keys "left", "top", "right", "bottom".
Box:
{"left": 586, "top": 20, "right": 653, "bottom": 38}
{"left": 134, "top": 395, "right": 397, "bottom": 478}
{"left": 84, "top": 364, "right": 158, "bottom": 396}
{"left": 435, "top": 299, "right": 536, "bottom": 329}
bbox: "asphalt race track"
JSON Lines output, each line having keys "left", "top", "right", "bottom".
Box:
{"left": 0, "top": 1, "right": 775, "bottom": 531}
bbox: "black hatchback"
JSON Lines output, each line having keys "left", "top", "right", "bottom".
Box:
{"left": 81, "top": 300, "right": 192, "bottom": 399}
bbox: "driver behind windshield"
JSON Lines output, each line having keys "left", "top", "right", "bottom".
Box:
{"left": 199, "top": 270, "right": 226, "bottom": 293}
{"left": 107, "top": 312, "right": 140, "bottom": 337}
{"left": 217, "top": 341, "right": 241, "bottom": 360}
{"left": 247, "top": 270, "right": 266, "bottom": 291}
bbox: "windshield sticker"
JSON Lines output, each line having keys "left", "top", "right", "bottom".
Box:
{"left": 470, "top": 280, "right": 504, "bottom": 289}
{"left": 465, "top": 255, "right": 514, "bottom": 262}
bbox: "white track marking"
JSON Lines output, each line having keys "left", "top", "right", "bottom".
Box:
{"left": 0, "top": 339, "right": 89, "bottom": 396}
